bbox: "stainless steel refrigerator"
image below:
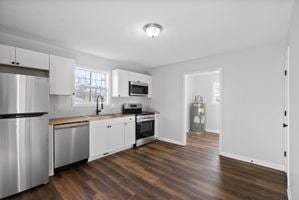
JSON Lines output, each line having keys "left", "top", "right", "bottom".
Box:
{"left": 0, "top": 70, "right": 49, "bottom": 199}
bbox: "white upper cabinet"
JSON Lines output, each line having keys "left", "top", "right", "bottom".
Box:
{"left": 15, "top": 48, "right": 49, "bottom": 70}
{"left": 112, "top": 69, "right": 152, "bottom": 98}
{"left": 0, "top": 44, "right": 49, "bottom": 70}
{"left": 0, "top": 44, "right": 15, "bottom": 65}
{"left": 49, "top": 55, "right": 75, "bottom": 95}
{"left": 112, "top": 69, "right": 129, "bottom": 97}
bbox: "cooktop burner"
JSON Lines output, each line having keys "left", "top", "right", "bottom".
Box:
{"left": 140, "top": 111, "right": 155, "bottom": 115}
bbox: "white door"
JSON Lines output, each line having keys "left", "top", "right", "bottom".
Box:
{"left": 125, "top": 122, "right": 136, "bottom": 146}
{"left": 0, "top": 44, "right": 15, "bottom": 65}
{"left": 16, "top": 48, "right": 49, "bottom": 70}
{"left": 284, "top": 47, "right": 290, "bottom": 182}
{"left": 49, "top": 55, "right": 75, "bottom": 95}
{"left": 107, "top": 123, "right": 125, "bottom": 152}
{"left": 89, "top": 122, "right": 108, "bottom": 158}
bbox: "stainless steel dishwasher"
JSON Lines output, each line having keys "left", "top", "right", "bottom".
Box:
{"left": 54, "top": 122, "right": 89, "bottom": 169}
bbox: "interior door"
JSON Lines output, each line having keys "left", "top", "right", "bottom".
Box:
{"left": 284, "top": 46, "right": 290, "bottom": 179}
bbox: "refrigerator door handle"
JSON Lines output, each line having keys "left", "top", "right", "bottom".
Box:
{"left": 0, "top": 112, "right": 48, "bottom": 119}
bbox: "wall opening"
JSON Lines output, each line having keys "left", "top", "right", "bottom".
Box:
{"left": 183, "top": 69, "right": 222, "bottom": 151}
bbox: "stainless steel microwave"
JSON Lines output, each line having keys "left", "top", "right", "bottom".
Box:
{"left": 129, "top": 81, "right": 148, "bottom": 96}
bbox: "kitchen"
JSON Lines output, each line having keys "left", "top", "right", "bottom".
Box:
{"left": 1, "top": 0, "right": 299, "bottom": 199}
{"left": 0, "top": 45, "right": 161, "bottom": 197}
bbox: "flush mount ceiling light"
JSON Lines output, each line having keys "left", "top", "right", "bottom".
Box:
{"left": 143, "top": 23, "right": 163, "bottom": 38}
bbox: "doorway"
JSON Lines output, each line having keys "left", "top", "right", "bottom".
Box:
{"left": 183, "top": 69, "right": 222, "bottom": 151}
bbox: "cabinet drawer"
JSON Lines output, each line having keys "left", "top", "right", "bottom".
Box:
{"left": 125, "top": 116, "right": 135, "bottom": 123}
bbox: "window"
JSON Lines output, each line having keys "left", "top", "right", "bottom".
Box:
{"left": 74, "top": 68, "right": 108, "bottom": 105}
{"left": 212, "top": 81, "right": 220, "bottom": 104}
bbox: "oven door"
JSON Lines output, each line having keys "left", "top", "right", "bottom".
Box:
{"left": 136, "top": 120, "right": 155, "bottom": 139}
{"left": 129, "top": 81, "right": 148, "bottom": 96}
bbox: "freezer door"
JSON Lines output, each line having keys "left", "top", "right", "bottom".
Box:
{"left": 0, "top": 73, "right": 49, "bottom": 115}
{"left": 0, "top": 115, "right": 49, "bottom": 199}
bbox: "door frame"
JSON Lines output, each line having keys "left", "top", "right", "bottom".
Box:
{"left": 182, "top": 67, "right": 223, "bottom": 153}
{"left": 285, "top": 46, "right": 290, "bottom": 184}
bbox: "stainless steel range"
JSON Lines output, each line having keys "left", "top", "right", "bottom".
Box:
{"left": 123, "top": 104, "right": 155, "bottom": 147}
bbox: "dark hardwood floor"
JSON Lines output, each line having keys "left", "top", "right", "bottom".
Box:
{"left": 7, "top": 133, "right": 287, "bottom": 200}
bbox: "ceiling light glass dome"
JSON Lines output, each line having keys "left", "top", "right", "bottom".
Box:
{"left": 143, "top": 23, "right": 163, "bottom": 38}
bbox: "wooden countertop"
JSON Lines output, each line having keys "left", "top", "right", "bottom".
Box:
{"left": 49, "top": 113, "right": 135, "bottom": 125}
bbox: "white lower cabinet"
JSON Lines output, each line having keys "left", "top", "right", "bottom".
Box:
{"left": 155, "top": 114, "right": 160, "bottom": 138}
{"left": 89, "top": 116, "right": 135, "bottom": 160}
{"left": 90, "top": 122, "right": 108, "bottom": 158}
{"left": 107, "top": 123, "right": 125, "bottom": 152}
{"left": 125, "top": 122, "right": 136, "bottom": 146}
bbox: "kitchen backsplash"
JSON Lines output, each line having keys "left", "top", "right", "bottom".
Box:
{"left": 49, "top": 95, "right": 151, "bottom": 118}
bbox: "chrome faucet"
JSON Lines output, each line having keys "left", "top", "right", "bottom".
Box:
{"left": 96, "top": 95, "right": 104, "bottom": 115}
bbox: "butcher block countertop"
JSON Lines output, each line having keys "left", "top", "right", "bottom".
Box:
{"left": 49, "top": 113, "right": 135, "bottom": 125}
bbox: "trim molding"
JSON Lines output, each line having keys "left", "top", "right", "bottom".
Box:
{"left": 205, "top": 129, "right": 220, "bottom": 134}
{"left": 157, "top": 137, "right": 186, "bottom": 146}
{"left": 220, "top": 151, "right": 285, "bottom": 172}
{"left": 288, "top": 187, "right": 293, "bottom": 200}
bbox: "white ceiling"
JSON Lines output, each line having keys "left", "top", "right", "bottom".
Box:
{"left": 0, "top": 0, "right": 294, "bottom": 68}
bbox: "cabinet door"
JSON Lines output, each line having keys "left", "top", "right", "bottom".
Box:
{"left": 49, "top": 55, "right": 75, "bottom": 95}
{"left": 125, "top": 122, "right": 136, "bottom": 146}
{"left": 147, "top": 76, "right": 152, "bottom": 98}
{"left": 107, "top": 123, "right": 125, "bottom": 152}
{"left": 112, "top": 69, "right": 129, "bottom": 97}
{"left": 128, "top": 71, "right": 140, "bottom": 82}
{"left": 155, "top": 114, "right": 160, "bottom": 138}
{"left": 89, "top": 123, "right": 108, "bottom": 158}
{"left": 16, "top": 48, "right": 49, "bottom": 70}
{"left": 0, "top": 44, "right": 15, "bottom": 65}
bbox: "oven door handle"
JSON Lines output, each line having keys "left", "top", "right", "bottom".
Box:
{"left": 137, "top": 118, "right": 155, "bottom": 123}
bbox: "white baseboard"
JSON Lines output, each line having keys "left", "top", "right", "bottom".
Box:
{"left": 288, "top": 187, "right": 293, "bottom": 200}
{"left": 205, "top": 129, "right": 220, "bottom": 134}
{"left": 157, "top": 137, "right": 186, "bottom": 146}
{"left": 220, "top": 151, "right": 285, "bottom": 172}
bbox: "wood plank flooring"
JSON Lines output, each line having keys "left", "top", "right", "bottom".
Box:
{"left": 6, "top": 133, "right": 287, "bottom": 200}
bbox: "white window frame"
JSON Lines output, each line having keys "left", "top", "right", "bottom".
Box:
{"left": 73, "top": 67, "right": 110, "bottom": 107}
{"left": 212, "top": 81, "right": 220, "bottom": 104}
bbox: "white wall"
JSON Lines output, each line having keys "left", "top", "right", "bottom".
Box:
{"left": 186, "top": 72, "right": 220, "bottom": 133}
{"left": 0, "top": 32, "right": 151, "bottom": 118}
{"left": 150, "top": 41, "right": 286, "bottom": 169}
{"left": 288, "top": 0, "right": 299, "bottom": 199}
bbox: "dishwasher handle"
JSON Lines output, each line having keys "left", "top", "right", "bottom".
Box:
{"left": 54, "top": 122, "right": 89, "bottom": 130}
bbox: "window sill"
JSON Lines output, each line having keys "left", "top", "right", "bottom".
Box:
{"left": 72, "top": 103, "right": 110, "bottom": 107}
